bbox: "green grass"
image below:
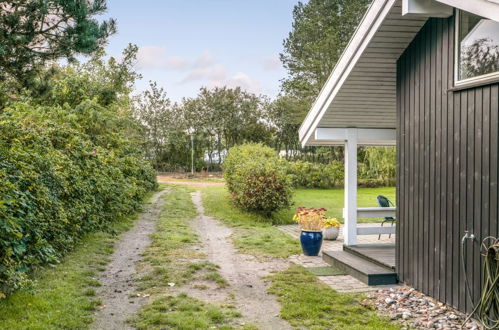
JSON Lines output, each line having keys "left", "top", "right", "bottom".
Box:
{"left": 131, "top": 186, "right": 246, "bottom": 329}
{"left": 306, "top": 266, "right": 346, "bottom": 276}
{"left": 131, "top": 293, "right": 245, "bottom": 330}
{"left": 200, "top": 185, "right": 395, "bottom": 257}
{"left": 268, "top": 265, "right": 400, "bottom": 330}
{"left": 273, "top": 186, "right": 396, "bottom": 224}
{"left": 0, "top": 191, "right": 157, "bottom": 329}
{"left": 201, "top": 186, "right": 301, "bottom": 258}
{"left": 136, "top": 185, "right": 203, "bottom": 292}
{"left": 136, "top": 186, "right": 229, "bottom": 292}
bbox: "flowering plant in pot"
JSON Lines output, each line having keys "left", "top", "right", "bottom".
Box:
{"left": 293, "top": 207, "right": 325, "bottom": 256}
{"left": 323, "top": 218, "right": 341, "bottom": 240}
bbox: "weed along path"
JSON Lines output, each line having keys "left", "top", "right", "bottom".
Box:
{"left": 91, "top": 189, "right": 169, "bottom": 330}
{"left": 191, "top": 191, "right": 292, "bottom": 330}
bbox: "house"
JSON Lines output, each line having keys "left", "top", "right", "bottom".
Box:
{"left": 299, "top": 0, "right": 499, "bottom": 314}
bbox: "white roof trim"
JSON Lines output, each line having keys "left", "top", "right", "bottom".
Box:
{"left": 435, "top": 0, "right": 499, "bottom": 21}
{"left": 298, "top": 0, "right": 397, "bottom": 147}
{"left": 299, "top": 0, "right": 499, "bottom": 147}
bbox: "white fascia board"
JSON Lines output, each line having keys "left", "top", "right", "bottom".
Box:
{"left": 402, "top": 0, "right": 453, "bottom": 17}
{"left": 315, "top": 128, "right": 396, "bottom": 146}
{"left": 435, "top": 0, "right": 499, "bottom": 21}
{"left": 298, "top": 0, "right": 397, "bottom": 147}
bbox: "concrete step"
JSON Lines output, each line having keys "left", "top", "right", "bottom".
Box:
{"left": 322, "top": 250, "right": 398, "bottom": 286}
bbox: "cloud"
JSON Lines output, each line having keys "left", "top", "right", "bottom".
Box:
{"left": 181, "top": 60, "right": 227, "bottom": 83}
{"left": 261, "top": 55, "right": 281, "bottom": 71}
{"left": 136, "top": 46, "right": 263, "bottom": 95}
{"left": 137, "top": 46, "right": 189, "bottom": 70}
{"left": 207, "top": 72, "right": 262, "bottom": 95}
{"left": 192, "top": 50, "right": 217, "bottom": 69}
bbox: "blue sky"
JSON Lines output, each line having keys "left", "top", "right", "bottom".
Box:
{"left": 101, "top": 0, "right": 301, "bottom": 101}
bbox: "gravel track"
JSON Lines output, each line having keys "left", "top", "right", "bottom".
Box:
{"left": 90, "top": 189, "right": 168, "bottom": 330}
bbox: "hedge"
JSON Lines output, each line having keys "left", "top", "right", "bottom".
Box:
{"left": 0, "top": 100, "right": 157, "bottom": 296}
{"left": 287, "top": 158, "right": 395, "bottom": 189}
{"left": 287, "top": 160, "right": 344, "bottom": 189}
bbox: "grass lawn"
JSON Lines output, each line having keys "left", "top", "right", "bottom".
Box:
{"left": 200, "top": 185, "right": 395, "bottom": 257}
{"left": 203, "top": 185, "right": 395, "bottom": 225}
{"left": 274, "top": 186, "right": 396, "bottom": 224}
{"left": 268, "top": 265, "right": 400, "bottom": 329}
{"left": 201, "top": 186, "right": 302, "bottom": 258}
{"left": 0, "top": 190, "right": 159, "bottom": 329}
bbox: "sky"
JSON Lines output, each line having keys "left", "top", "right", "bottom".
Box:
{"left": 101, "top": 0, "right": 301, "bottom": 101}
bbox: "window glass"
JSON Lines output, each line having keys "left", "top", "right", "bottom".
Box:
{"left": 458, "top": 11, "right": 499, "bottom": 81}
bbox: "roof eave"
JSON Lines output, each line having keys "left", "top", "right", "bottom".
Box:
{"left": 298, "top": 0, "right": 397, "bottom": 147}
{"left": 435, "top": 0, "right": 499, "bottom": 21}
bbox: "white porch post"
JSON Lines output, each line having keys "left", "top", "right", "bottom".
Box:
{"left": 344, "top": 129, "right": 358, "bottom": 246}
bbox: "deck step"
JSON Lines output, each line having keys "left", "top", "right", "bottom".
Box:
{"left": 322, "top": 251, "right": 398, "bottom": 286}
{"left": 343, "top": 244, "right": 396, "bottom": 270}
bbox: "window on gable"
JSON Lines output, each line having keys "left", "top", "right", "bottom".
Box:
{"left": 457, "top": 10, "right": 499, "bottom": 83}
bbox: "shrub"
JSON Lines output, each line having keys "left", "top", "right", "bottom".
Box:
{"left": 0, "top": 101, "right": 157, "bottom": 296}
{"left": 358, "top": 146, "right": 396, "bottom": 186}
{"left": 224, "top": 144, "right": 292, "bottom": 216}
{"left": 287, "top": 160, "right": 344, "bottom": 188}
{"left": 287, "top": 157, "right": 395, "bottom": 189}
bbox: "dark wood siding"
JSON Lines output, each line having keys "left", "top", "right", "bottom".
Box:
{"left": 396, "top": 15, "right": 499, "bottom": 313}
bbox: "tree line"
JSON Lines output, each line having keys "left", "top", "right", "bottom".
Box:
{"left": 0, "top": 0, "right": 394, "bottom": 181}
{"left": 132, "top": 0, "right": 396, "bottom": 177}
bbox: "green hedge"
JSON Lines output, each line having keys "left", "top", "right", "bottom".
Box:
{"left": 0, "top": 100, "right": 157, "bottom": 296}
{"left": 287, "top": 160, "right": 344, "bottom": 189}
{"left": 224, "top": 144, "right": 292, "bottom": 216}
{"left": 287, "top": 157, "right": 395, "bottom": 189}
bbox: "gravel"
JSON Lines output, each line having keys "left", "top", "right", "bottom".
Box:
{"left": 362, "top": 286, "right": 481, "bottom": 329}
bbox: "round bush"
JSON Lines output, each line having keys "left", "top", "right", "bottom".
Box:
{"left": 224, "top": 144, "right": 292, "bottom": 216}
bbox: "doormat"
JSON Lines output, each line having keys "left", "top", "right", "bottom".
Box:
{"left": 306, "top": 266, "right": 346, "bottom": 276}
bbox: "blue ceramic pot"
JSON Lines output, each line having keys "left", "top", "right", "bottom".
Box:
{"left": 300, "top": 230, "right": 323, "bottom": 256}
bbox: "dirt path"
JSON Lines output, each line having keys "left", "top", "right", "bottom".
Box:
{"left": 191, "top": 191, "right": 291, "bottom": 330}
{"left": 156, "top": 176, "right": 225, "bottom": 186}
{"left": 91, "top": 189, "right": 169, "bottom": 330}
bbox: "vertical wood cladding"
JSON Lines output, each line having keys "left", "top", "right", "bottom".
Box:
{"left": 396, "top": 15, "right": 499, "bottom": 313}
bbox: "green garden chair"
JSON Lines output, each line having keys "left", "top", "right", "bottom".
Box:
{"left": 377, "top": 195, "right": 395, "bottom": 239}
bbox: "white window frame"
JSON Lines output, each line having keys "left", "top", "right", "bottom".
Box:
{"left": 454, "top": 9, "right": 499, "bottom": 87}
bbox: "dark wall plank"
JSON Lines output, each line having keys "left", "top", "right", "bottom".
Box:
{"left": 396, "top": 15, "right": 499, "bottom": 313}
{"left": 491, "top": 84, "right": 499, "bottom": 239}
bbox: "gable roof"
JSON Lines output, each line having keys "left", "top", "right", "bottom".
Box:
{"left": 299, "top": 0, "right": 499, "bottom": 146}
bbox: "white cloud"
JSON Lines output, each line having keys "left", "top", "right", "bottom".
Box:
{"left": 261, "top": 55, "right": 281, "bottom": 71}
{"left": 181, "top": 62, "right": 227, "bottom": 83}
{"left": 207, "top": 72, "right": 262, "bottom": 95}
{"left": 137, "top": 46, "right": 189, "bottom": 70}
{"left": 136, "top": 46, "right": 263, "bottom": 95}
{"left": 192, "top": 50, "right": 217, "bottom": 69}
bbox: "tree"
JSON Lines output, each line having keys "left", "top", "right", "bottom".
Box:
{"left": 267, "top": 95, "right": 309, "bottom": 157}
{"left": 280, "top": 0, "right": 370, "bottom": 100}
{"left": 23, "top": 44, "right": 140, "bottom": 110}
{"left": 182, "top": 87, "right": 272, "bottom": 167}
{"left": 133, "top": 81, "right": 176, "bottom": 169}
{"left": 0, "top": 0, "right": 116, "bottom": 87}
{"left": 460, "top": 38, "right": 499, "bottom": 80}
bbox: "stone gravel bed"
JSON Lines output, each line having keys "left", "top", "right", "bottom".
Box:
{"left": 361, "top": 286, "right": 481, "bottom": 329}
